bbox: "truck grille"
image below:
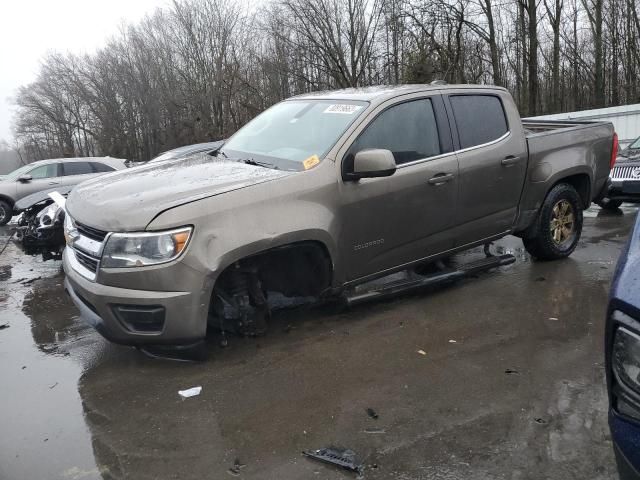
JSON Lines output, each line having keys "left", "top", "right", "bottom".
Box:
{"left": 74, "top": 248, "right": 99, "bottom": 273}
{"left": 611, "top": 165, "right": 640, "bottom": 180}
{"left": 76, "top": 221, "right": 108, "bottom": 242}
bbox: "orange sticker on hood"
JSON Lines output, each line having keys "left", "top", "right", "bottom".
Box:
{"left": 303, "top": 155, "right": 320, "bottom": 170}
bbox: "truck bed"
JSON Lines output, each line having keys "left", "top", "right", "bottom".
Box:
{"left": 522, "top": 118, "right": 607, "bottom": 135}
{"left": 514, "top": 118, "right": 615, "bottom": 228}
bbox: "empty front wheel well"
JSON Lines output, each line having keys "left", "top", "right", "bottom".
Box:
{"left": 214, "top": 241, "right": 333, "bottom": 299}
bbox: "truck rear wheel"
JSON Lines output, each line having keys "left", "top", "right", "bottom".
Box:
{"left": 523, "top": 183, "right": 583, "bottom": 260}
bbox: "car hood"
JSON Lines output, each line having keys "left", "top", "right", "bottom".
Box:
{"left": 66, "top": 156, "right": 292, "bottom": 231}
{"left": 617, "top": 150, "right": 640, "bottom": 164}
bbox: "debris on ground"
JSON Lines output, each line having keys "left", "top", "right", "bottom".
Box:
{"left": 366, "top": 408, "right": 378, "bottom": 419}
{"left": 364, "top": 427, "right": 386, "bottom": 434}
{"left": 178, "top": 386, "right": 202, "bottom": 398}
{"left": 504, "top": 368, "right": 520, "bottom": 375}
{"left": 417, "top": 350, "right": 427, "bottom": 356}
{"left": 303, "top": 447, "right": 363, "bottom": 474}
{"left": 535, "top": 276, "right": 546, "bottom": 282}
{"left": 227, "top": 458, "right": 246, "bottom": 476}
{"left": 449, "top": 339, "right": 457, "bottom": 343}
{"left": 534, "top": 417, "right": 548, "bottom": 424}
{"left": 0, "top": 323, "right": 9, "bottom": 330}
{"left": 549, "top": 317, "right": 559, "bottom": 321}
{"left": 49, "top": 382, "right": 58, "bottom": 389}
{"left": 21, "top": 277, "right": 41, "bottom": 285}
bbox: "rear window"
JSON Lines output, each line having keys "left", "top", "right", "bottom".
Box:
{"left": 62, "top": 162, "right": 93, "bottom": 176}
{"left": 450, "top": 95, "right": 508, "bottom": 149}
{"left": 90, "top": 162, "right": 115, "bottom": 173}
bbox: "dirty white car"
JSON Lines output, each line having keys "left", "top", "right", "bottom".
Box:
{"left": 0, "top": 157, "right": 126, "bottom": 225}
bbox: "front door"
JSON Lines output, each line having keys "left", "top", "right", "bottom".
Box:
{"left": 16, "top": 163, "right": 61, "bottom": 201}
{"left": 339, "top": 96, "right": 459, "bottom": 282}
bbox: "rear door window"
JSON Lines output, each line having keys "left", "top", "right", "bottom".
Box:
{"left": 29, "top": 164, "right": 58, "bottom": 179}
{"left": 348, "top": 99, "right": 441, "bottom": 166}
{"left": 62, "top": 162, "right": 93, "bottom": 176}
{"left": 90, "top": 162, "right": 115, "bottom": 173}
{"left": 450, "top": 95, "right": 508, "bottom": 149}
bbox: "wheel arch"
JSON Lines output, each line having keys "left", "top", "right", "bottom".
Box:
{"left": 0, "top": 194, "right": 15, "bottom": 208}
{"left": 208, "top": 237, "right": 336, "bottom": 301}
{"left": 552, "top": 172, "right": 591, "bottom": 209}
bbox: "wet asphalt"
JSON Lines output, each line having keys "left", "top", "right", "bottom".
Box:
{"left": 0, "top": 205, "right": 635, "bottom": 480}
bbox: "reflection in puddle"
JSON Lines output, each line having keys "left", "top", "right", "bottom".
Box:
{"left": 0, "top": 242, "right": 101, "bottom": 480}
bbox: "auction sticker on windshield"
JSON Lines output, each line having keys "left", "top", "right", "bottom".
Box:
{"left": 324, "top": 104, "right": 362, "bottom": 114}
{"left": 303, "top": 155, "right": 320, "bottom": 170}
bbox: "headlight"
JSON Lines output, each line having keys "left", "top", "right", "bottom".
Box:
{"left": 613, "top": 327, "right": 640, "bottom": 396}
{"left": 101, "top": 227, "right": 192, "bottom": 268}
{"left": 64, "top": 213, "right": 77, "bottom": 246}
{"left": 37, "top": 204, "right": 63, "bottom": 230}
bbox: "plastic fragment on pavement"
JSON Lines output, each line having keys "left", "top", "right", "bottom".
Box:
{"left": 417, "top": 350, "right": 427, "bottom": 356}
{"left": 178, "top": 386, "right": 202, "bottom": 398}
{"left": 303, "top": 447, "right": 363, "bottom": 474}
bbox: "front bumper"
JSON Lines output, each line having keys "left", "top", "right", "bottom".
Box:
{"left": 63, "top": 248, "right": 209, "bottom": 346}
{"left": 607, "top": 178, "right": 640, "bottom": 202}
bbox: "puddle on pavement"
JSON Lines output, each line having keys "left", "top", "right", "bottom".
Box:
{"left": 0, "top": 237, "right": 104, "bottom": 480}
{"left": 0, "top": 206, "right": 636, "bottom": 479}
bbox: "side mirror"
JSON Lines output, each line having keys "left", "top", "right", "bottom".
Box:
{"left": 347, "top": 149, "right": 396, "bottom": 180}
{"left": 17, "top": 174, "right": 32, "bottom": 183}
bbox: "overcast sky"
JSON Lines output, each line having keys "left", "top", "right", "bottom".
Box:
{"left": 0, "top": 0, "right": 168, "bottom": 145}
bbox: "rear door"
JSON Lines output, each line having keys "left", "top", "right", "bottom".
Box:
{"left": 58, "top": 161, "right": 96, "bottom": 187}
{"left": 445, "top": 92, "right": 528, "bottom": 246}
{"left": 339, "top": 95, "right": 459, "bottom": 282}
{"left": 15, "top": 163, "right": 61, "bottom": 201}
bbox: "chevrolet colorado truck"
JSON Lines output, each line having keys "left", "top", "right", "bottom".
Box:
{"left": 62, "top": 84, "right": 617, "bottom": 352}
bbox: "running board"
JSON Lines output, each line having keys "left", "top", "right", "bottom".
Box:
{"left": 343, "top": 254, "right": 515, "bottom": 307}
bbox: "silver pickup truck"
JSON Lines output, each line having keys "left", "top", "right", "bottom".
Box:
{"left": 62, "top": 84, "right": 616, "bottom": 352}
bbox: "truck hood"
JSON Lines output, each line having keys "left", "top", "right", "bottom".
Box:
{"left": 66, "top": 156, "right": 292, "bottom": 231}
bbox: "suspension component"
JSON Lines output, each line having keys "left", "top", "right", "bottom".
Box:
{"left": 210, "top": 263, "right": 270, "bottom": 337}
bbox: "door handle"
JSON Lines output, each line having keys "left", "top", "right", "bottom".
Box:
{"left": 428, "top": 173, "right": 454, "bottom": 185}
{"left": 501, "top": 155, "right": 522, "bottom": 166}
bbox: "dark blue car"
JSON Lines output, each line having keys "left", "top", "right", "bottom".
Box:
{"left": 607, "top": 210, "right": 640, "bottom": 479}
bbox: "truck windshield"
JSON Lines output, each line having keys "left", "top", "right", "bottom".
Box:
{"left": 222, "top": 100, "right": 368, "bottom": 170}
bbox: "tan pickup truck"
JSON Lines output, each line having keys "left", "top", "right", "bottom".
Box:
{"left": 62, "top": 84, "right": 617, "bottom": 354}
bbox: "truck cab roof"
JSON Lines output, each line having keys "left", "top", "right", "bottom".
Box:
{"left": 290, "top": 84, "right": 508, "bottom": 104}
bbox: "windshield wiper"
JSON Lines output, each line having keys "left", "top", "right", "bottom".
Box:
{"left": 243, "top": 158, "right": 278, "bottom": 170}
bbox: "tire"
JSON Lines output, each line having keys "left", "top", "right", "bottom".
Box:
{"left": 523, "top": 183, "right": 583, "bottom": 261}
{"left": 597, "top": 197, "right": 623, "bottom": 210}
{"left": 0, "top": 200, "right": 12, "bottom": 226}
